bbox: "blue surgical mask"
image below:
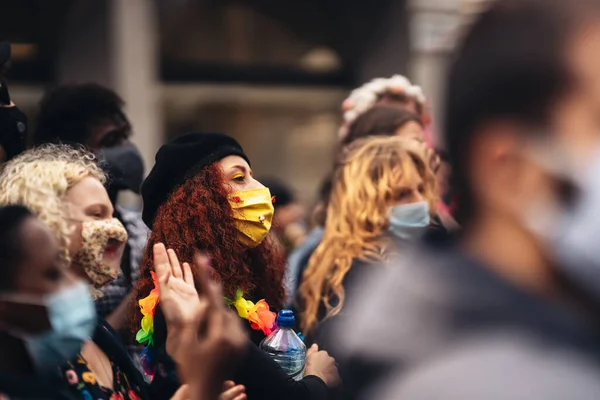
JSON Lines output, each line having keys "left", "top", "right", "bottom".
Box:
{"left": 0, "top": 282, "right": 97, "bottom": 371}
{"left": 388, "top": 201, "right": 430, "bottom": 241}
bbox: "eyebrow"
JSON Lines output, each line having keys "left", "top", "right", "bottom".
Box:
{"left": 231, "top": 165, "right": 251, "bottom": 175}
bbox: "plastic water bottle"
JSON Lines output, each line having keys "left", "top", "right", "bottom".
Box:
{"left": 260, "top": 309, "right": 306, "bottom": 380}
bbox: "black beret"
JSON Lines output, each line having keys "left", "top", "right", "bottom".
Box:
{"left": 142, "top": 132, "right": 250, "bottom": 228}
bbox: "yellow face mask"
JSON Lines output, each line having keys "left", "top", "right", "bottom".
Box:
{"left": 228, "top": 187, "right": 274, "bottom": 248}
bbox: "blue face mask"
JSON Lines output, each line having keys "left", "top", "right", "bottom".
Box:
{"left": 388, "top": 201, "right": 431, "bottom": 241}
{"left": 0, "top": 282, "right": 97, "bottom": 371}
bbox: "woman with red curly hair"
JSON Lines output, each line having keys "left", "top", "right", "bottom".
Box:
{"left": 134, "top": 132, "right": 339, "bottom": 400}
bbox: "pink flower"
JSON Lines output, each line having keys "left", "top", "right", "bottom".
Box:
{"left": 65, "top": 370, "right": 78, "bottom": 385}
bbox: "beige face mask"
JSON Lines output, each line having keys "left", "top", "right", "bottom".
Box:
{"left": 72, "top": 218, "right": 128, "bottom": 288}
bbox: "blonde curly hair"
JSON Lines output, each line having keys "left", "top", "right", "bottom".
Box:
{"left": 299, "top": 136, "right": 438, "bottom": 333}
{"left": 0, "top": 144, "right": 105, "bottom": 265}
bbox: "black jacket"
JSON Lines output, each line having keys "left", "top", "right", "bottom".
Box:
{"left": 332, "top": 232, "right": 600, "bottom": 399}
{"left": 150, "top": 305, "right": 330, "bottom": 400}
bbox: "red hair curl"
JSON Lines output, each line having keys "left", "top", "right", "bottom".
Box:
{"left": 133, "top": 163, "right": 286, "bottom": 331}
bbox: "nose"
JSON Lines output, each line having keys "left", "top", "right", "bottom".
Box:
{"left": 248, "top": 177, "right": 265, "bottom": 191}
{"left": 412, "top": 189, "right": 425, "bottom": 203}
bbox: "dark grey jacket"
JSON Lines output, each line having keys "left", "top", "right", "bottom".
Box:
{"left": 332, "top": 234, "right": 600, "bottom": 399}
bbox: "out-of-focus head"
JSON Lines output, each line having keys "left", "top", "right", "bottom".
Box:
{"left": 0, "top": 205, "right": 78, "bottom": 335}
{"left": 34, "top": 84, "right": 144, "bottom": 197}
{"left": 330, "top": 135, "right": 437, "bottom": 237}
{"left": 34, "top": 84, "right": 131, "bottom": 151}
{"left": 339, "top": 75, "right": 428, "bottom": 139}
{"left": 0, "top": 145, "right": 127, "bottom": 290}
{"left": 0, "top": 205, "right": 68, "bottom": 296}
{"left": 342, "top": 105, "right": 425, "bottom": 147}
{"left": 445, "top": 0, "right": 600, "bottom": 228}
{"left": 300, "top": 135, "right": 438, "bottom": 333}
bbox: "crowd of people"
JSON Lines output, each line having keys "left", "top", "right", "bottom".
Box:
{"left": 2, "top": 0, "right": 600, "bottom": 398}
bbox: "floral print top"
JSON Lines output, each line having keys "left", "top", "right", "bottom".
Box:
{"left": 62, "top": 354, "right": 143, "bottom": 400}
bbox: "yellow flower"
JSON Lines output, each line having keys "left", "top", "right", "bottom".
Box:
{"left": 82, "top": 372, "right": 96, "bottom": 385}
{"left": 233, "top": 297, "right": 254, "bottom": 319}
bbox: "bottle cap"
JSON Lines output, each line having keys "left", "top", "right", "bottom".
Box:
{"left": 276, "top": 309, "right": 295, "bottom": 328}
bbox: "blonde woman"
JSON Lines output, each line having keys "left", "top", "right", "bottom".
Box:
{"left": 298, "top": 136, "right": 438, "bottom": 345}
{"left": 0, "top": 144, "right": 153, "bottom": 398}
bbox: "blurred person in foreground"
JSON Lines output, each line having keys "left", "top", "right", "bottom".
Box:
{"left": 0, "top": 205, "right": 246, "bottom": 399}
{"left": 258, "top": 177, "right": 307, "bottom": 255}
{"left": 33, "top": 84, "right": 148, "bottom": 353}
{"left": 298, "top": 136, "right": 437, "bottom": 350}
{"left": 334, "top": 0, "right": 600, "bottom": 399}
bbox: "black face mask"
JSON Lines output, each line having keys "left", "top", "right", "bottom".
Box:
{"left": 98, "top": 143, "right": 145, "bottom": 195}
{"left": 0, "top": 84, "right": 27, "bottom": 161}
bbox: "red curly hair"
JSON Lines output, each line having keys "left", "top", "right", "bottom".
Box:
{"left": 133, "top": 163, "right": 286, "bottom": 331}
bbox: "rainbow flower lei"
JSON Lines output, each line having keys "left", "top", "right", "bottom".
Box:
{"left": 136, "top": 276, "right": 277, "bottom": 378}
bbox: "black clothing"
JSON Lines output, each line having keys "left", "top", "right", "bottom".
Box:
{"left": 300, "top": 259, "right": 371, "bottom": 354}
{"left": 0, "top": 319, "right": 148, "bottom": 400}
{"left": 150, "top": 306, "right": 330, "bottom": 400}
{"left": 333, "top": 232, "right": 600, "bottom": 399}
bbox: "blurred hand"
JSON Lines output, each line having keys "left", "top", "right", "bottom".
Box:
{"left": 155, "top": 243, "right": 248, "bottom": 400}
{"left": 304, "top": 344, "right": 341, "bottom": 388}
{"left": 170, "top": 384, "right": 189, "bottom": 400}
{"left": 219, "top": 381, "right": 246, "bottom": 400}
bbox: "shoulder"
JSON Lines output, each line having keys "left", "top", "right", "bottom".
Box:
{"left": 374, "top": 334, "right": 600, "bottom": 400}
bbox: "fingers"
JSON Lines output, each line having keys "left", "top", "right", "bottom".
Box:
{"left": 167, "top": 248, "right": 183, "bottom": 279}
{"left": 170, "top": 384, "right": 189, "bottom": 400}
{"left": 306, "top": 343, "right": 319, "bottom": 357}
{"left": 153, "top": 243, "right": 171, "bottom": 284}
{"left": 223, "top": 381, "right": 235, "bottom": 390}
{"left": 218, "top": 384, "right": 246, "bottom": 400}
{"left": 182, "top": 262, "right": 194, "bottom": 286}
{"left": 194, "top": 253, "right": 224, "bottom": 310}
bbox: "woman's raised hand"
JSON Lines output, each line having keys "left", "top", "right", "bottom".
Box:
{"left": 154, "top": 243, "right": 204, "bottom": 332}
{"left": 154, "top": 243, "right": 248, "bottom": 400}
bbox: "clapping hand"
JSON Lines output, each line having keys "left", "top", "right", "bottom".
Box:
{"left": 154, "top": 243, "right": 248, "bottom": 400}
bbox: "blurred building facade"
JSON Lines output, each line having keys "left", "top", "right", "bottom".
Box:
{"left": 1, "top": 0, "right": 489, "bottom": 205}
